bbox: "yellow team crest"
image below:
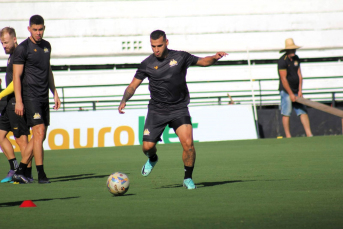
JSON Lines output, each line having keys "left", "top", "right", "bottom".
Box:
{"left": 143, "top": 129, "right": 150, "bottom": 136}
{"left": 33, "top": 113, "right": 41, "bottom": 119}
{"left": 169, "top": 59, "right": 178, "bottom": 67}
{"left": 154, "top": 66, "right": 158, "bottom": 70}
{"left": 33, "top": 49, "right": 37, "bottom": 52}
{"left": 44, "top": 47, "right": 49, "bottom": 53}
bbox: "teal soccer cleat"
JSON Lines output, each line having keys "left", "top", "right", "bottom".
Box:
{"left": 141, "top": 156, "right": 158, "bottom": 177}
{"left": 183, "top": 178, "right": 196, "bottom": 190}
{"left": 1, "top": 170, "right": 15, "bottom": 183}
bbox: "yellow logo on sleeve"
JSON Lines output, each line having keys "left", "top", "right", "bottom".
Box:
{"left": 44, "top": 47, "right": 49, "bottom": 53}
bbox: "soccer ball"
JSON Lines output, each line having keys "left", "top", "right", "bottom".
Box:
{"left": 106, "top": 172, "right": 130, "bottom": 196}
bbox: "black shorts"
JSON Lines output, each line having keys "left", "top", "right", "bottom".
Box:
{"left": 0, "top": 102, "right": 30, "bottom": 138}
{"left": 143, "top": 107, "right": 192, "bottom": 143}
{"left": 24, "top": 99, "right": 50, "bottom": 127}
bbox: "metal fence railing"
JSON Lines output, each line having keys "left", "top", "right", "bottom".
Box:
{"left": 50, "top": 76, "right": 343, "bottom": 112}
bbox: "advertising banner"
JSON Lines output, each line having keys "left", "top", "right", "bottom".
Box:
{"left": 6, "top": 105, "right": 257, "bottom": 151}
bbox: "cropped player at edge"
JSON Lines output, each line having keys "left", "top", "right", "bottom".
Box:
{"left": 0, "top": 27, "right": 33, "bottom": 183}
{"left": 118, "top": 30, "right": 227, "bottom": 189}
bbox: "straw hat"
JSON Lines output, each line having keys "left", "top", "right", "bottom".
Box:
{"left": 280, "top": 38, "right": 301, "bottom": 53}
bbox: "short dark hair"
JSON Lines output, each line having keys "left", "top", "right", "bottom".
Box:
{"left": 0, "top": 27, "right": 16, "bottom": 38}
{"left": 150, "top": 30, "right": 166, "bottom": 41}
{"left": 29, "top": 15, "right": 44, "bottom": 26}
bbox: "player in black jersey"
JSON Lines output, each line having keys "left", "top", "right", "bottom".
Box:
{"left": 0, "top": 27, "right": 33, "bottom": 183}
{"left": 12, "top": 15, "right": 61, "bottom": 184}
{"left": 118, "top": 30, "right": 227, "bottom": 189}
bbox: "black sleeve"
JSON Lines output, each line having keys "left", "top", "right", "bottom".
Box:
{"left": 134, "top": 61, "right": 148, "bottom": 80}
{"left": 295, "top": 55, "right": 300, "bottom": 67}
{"left": 12, "top": 44, "right": 27, "bottom": 65}
{"left": 278, "top": 58, "right": 287, "bottom": 71}
{"left": 183, "top": 51, "right": 199, "bottom": 67}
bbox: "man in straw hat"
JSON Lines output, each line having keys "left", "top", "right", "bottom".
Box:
{"left": 278, "top": 38, "right": 313, "bottom": 138}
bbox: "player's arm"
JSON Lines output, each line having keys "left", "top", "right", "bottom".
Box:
{"left": 118, "top": 77, "right": 143, "bottom": 114}
{"left": 196, "top": 52, "right": 228, "bottom": 67}
{"left": 279, "top": 69, "right": 296, "bottom": 102}
{"left": 13, "top": 64, "right": 24, "bottom": 116}
{"left": 48, "top": 65, "right": 61, "bottom": 110}
{"left": 0, "top": 81, "right": 14, "bottom": 100}
{"left": 297, "top": 67, "right": 303, "bottom": 98}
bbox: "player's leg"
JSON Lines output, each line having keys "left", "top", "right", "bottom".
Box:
{"left": 141, "top": 141, "right": 158, "bottom": 176}
{"left": 14, "top": 135, "right": 33, "bottom": 181}
{"left": 280, "top": 90, "right": 292, "bottom": 138}
{"left": 9, "top": 107, "right": 32, "bottom": 183}
{"left": 175, "top": 123, "right": 196, "bottom": 189}
{"left": 294, "top": 102, "right": 313, "bottom": 137}
{"left": 14, "top": 99, "right": 48, "bottom": 183}
{"left": 282, "top": 116, "right": 291, "bottom": 138}
{"left": 140, "top": 109, "right": 166, "bottom": 177}
{"left": 169, "top": 110, "right": 196, "bottom": 189}
{"left": 0, "top": 130, "right": 18, "bottom": 183}
{"left": 299, "top": 114, "right": 312, "bottom": 137}
{"left": 0, "top": 108, "right": 19, "bottom": 182}
{"left": 31, "top": 123, "right": 50, "bottom": 183}
{"left": 175, "top": 124, "right": 195, "bottom": 167}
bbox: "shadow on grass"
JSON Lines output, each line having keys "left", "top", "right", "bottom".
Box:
{"left": 49, "top": 174, "right": 112, "bottom": 182}
{"left": 110, "top": 194, "right": 136, "bottom": 197}
{"left": 155, "top": 180, "right": 250, "bottom": 189}
{"left": 156, "top": 179, "right": 289, "bottom": 189}
{"left": 0, "top": 196, "right": 80, "bottom": 207}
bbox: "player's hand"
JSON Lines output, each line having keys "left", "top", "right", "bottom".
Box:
{"left": 214, "top": 52, "right": 228, "bottom": 60}
{"left": 290, "top": 93, "right": 296, "bottom": 102}
{"left": 298, "top": 91, "right": 303, "bottom": 98}
{"left": 118, "top": 102, "right": 126, "bottom": 114}
{"left": 53, "top": 95, "right": 61, "bottom": 110}
{"left": 15, "top": 101, "right": 24, "bottom": 116}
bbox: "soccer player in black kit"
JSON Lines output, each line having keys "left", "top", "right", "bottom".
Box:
{"left": 0, "top": 27, "right": 32, "bottom": 183}
{"left": 12, "top": 15, "right": 61, "bottom": 184}
{"left": 118, "top": 30, "right": 227, "bottom": 189}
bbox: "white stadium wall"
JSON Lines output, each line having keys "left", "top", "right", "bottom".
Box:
{"left": 0, "top": 0, "right": 342, "bottom": 64}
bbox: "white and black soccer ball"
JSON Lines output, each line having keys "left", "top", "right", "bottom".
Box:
{"left": 106, "top": 172, "right": 130, "bottom": 196}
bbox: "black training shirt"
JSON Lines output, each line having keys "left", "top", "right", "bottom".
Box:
{"left": 134, "top": 49, "right": 199, "bottom": 111}
{"left": 12, "top": 38, "right": 51, "bottom": 101}
{"left": 278, "top": 54, "right": 300, "bottom": 93}
{"left": 5, "top": 54, "right": 15, "bottom": 103}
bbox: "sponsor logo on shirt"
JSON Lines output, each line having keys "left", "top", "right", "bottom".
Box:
{"left": 169, "top": 59, "right": 178, "bottom": 67}
{"left": 44, "top": 47, "right": 49, "bottom": 53}
{"left": 294, "top": 61, "right": 298, "bottom": 66}
{"left": 154, "top": 66, "right": 158, "bottom": 70}
{"left": 143, "top": 129, "right": 150, "bottom": 136}
{"left": 34, "top": 49, "right": 37, "bottom": 52}
{"left": 33, "top": 113, "right": 41, "bottom": 119}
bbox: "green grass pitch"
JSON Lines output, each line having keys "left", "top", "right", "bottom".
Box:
{"left": 0, "top": 136, "right": 342, "bottom": 229}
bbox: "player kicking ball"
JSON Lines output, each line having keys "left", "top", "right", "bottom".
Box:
{"left": 118, "top": 30, "right": 227, "bottom": 189}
